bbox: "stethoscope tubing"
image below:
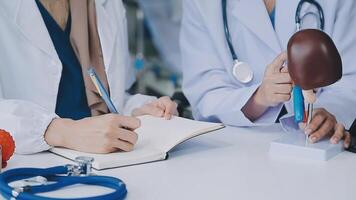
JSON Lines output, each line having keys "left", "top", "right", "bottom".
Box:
{"left": 222, "top": 0, "right": 325, "bottom": 68}
{"left": 296, "top": 0, "right": 325, "bottom": 31}
{"left": 222, "top": 0, "right": 238, "bottom": 61}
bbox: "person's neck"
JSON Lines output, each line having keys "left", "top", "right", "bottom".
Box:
{"left": 39, "top": 0, "right": 70, "bottom": 30}
{"left": 263, "top": 0, "right": 276, "bottom": 14}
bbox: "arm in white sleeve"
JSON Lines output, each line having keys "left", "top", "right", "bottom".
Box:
{"left": 0, "top": 85, "right": 57, "bottom": 154}
{"left": 314, "top": 0, "right": 356, "bottom": 129}
{"left": 180, "top": 0, "right": 281, "bottom": 127}
{"left": 123, "top": 93, "right": 157, "bottom": 116}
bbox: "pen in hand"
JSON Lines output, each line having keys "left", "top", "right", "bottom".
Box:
{"left": 87, "top": 67, "right": 138, "bottom": 131}
{"left": 87, "top": 67, "right": 120, "bottom": 114}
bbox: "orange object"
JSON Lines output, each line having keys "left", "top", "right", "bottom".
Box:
{"left": 0, "top": 129, "right": 15, "bottom": 168}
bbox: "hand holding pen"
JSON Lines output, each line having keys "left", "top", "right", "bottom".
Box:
{"left": 88, "top": 67, "right": 178, "bottom": 119}
{"left": 43, "top": 69, "right": 140, "bottom": 154}
{"left": 297, "top": 89, "right": 351, "bottom": 148}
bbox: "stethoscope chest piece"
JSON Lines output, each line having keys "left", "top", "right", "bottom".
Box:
{"left": 232, "top": 61, "right": 253, "bottom": 83}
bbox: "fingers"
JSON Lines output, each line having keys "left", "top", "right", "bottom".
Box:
{"left": 274, "top": 94, "right": 291, "bottom": 102}
{"left": 299, "top": 122, "right": 306, "bottom": 130}
{"left": 110, "top": 139, "right": 135, "bottom": 152}
{"left": 309, "top": 122, "right": 333, "bottom": 143}
{"left": 99, "top": 115, "right": 140, "bottom": 152}
{"left": 156, "top": 101, "right": 166, "bottom": 111}
{"left": 273, "top": 84, "right": 292, "bottom": 94}
{"left": 308, "top": 111, "right": 336, "bottom": 143}
{"left": 108, "top": 128, "right": 138, "bottom": 145}
{"left": 329, "top": 124, "right": 351, "bottom": 149}
{"left": 270, "top": 73, "right": 292, "bottom": 84}
{"left": 304, "top": 112, "right": 327, "bottom": 135}
{"left": 257, "top": 83, "right": 291, "bottom": 106}
{"left": 159, "top": 97, "right": 178, "bottom": 119}
{"left": 173, "top": 109, "right": 179, "bottom": 116}
{"left": 114, "top": 115, "right": 141, "bottom": 130}
{"left": 344, "top": 131, "right": 351, "bottom": 148}
{"left": 266, "top": 52, "right": 288, "bottom": 74}
{"left": 133, "top": 97, "right": 178, "bottom": 119}
{"left": 280, "top": 66, "right": 289, "bottom": 73}
{"left": 330, "top": 123, "right": 344, "bottom": 144}
{"left": 258, "top": 52, "right": 291, "bottom": 107}
{"left": 132, "top": 104, "right": 164, "bottom": 118}
{"left": 302, "top": 108, "right": 350, "bottom": 147}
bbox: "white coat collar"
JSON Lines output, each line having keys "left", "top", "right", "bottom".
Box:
{"left": 15, "top": 0, "right": 60, "bottom": 63}
{"left": 3, "top": 0, "right": 116, "bottom": 68}
{"left": 231, "top": 0, "right": 282, "bottom": 54}
{"left": 275, "top": 0, "right": 299, "bottom": 50}
{"left": 275, "top": 0, "right": 313, "bottom": 50}
{"left": 231, "top": 0, "right": 314, "bottom": 53}
{"left": 94, "top": 0, "right": 119, "bottom": 70}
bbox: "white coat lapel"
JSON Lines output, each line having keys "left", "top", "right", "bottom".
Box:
{"left": 276, "top": 0, "right": 312, "bottom": 49}
{"left": 233, "top": 0, "right": 282, "bottom": 54}
{"left": 275, "top": 0, "right": 299, "bottom": 49}
{"left": 95, "top": 0, "right": 119, "bottom": 71}
{"left": 15, "top": 0, "right": 59, "bottom": 62}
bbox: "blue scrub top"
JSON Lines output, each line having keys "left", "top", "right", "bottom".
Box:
{"left": 270, "top": 7, "right": 276, "bottom": 28}
{"left": 36, "top": 0, "right": 91, "bottom": 120}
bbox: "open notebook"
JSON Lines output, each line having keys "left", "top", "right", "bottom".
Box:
{"left": 50, "top": 116, "right": 224, "bottom": 170}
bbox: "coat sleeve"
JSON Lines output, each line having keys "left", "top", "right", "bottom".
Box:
{"left": 180, "top": 0, "right": 283, "bottom": 127}
{"left": 314, "top": 0, "right": 356, "bottom": 129}
{"left": 123, "top": 93, "right": 157, "bottom": 116}
{"left": 0, "top": 84, "right": 57, "bottom": 154}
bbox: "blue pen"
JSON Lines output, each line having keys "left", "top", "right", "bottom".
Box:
{"left": 293, "top": 85, "right": 304, "bottom": 123}
{"left": 87, "top": 67, "right": 120, "bottom": 114}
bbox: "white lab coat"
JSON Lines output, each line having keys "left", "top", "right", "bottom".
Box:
{"left": 0, "top": 0, "right": 155, "bottom": 154}
{"left": 181, "top": 0, "right": 356, "bottom": 128}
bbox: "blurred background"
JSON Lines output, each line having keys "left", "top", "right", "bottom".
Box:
{"left": 123, "top": 0, "right": 193, "bottom": 119}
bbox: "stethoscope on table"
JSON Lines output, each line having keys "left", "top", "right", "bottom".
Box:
{"left": 0, "top": 156, "right": 127, "bottom": 200}
{"left": 223, "top": 0, "right": 324, "bottom": 125}
{"left": 222, "top": 0, "right": 324, "bottom": 84}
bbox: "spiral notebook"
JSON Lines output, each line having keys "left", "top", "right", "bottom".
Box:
{"left": 50, "top": 116, "right": 224, "bottom": 170}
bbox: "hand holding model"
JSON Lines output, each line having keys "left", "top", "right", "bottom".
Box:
{"left": 287, "top": 29, "right": 350, "bottom": 147}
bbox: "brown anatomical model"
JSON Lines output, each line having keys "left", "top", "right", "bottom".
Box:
{"left": 287, "top": 29, "right": 342, "bottom": 90}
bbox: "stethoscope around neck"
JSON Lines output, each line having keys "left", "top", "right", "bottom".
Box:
{"left": 222, "top": 0, "right": 325, "bottom": 84}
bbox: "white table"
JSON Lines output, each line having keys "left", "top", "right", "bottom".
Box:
{"left": 4, "top": 125, "right": 356, "bottom": 200}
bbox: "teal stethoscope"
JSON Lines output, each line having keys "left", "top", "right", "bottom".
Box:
{"left": 0, "top": 157, "right": 127, "bottom": 200}
{"left": 222, "top": 0, "right": 324, "bottom": 84}
{"left": 223, "top": 0, "right": 324, "bottom": 123}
